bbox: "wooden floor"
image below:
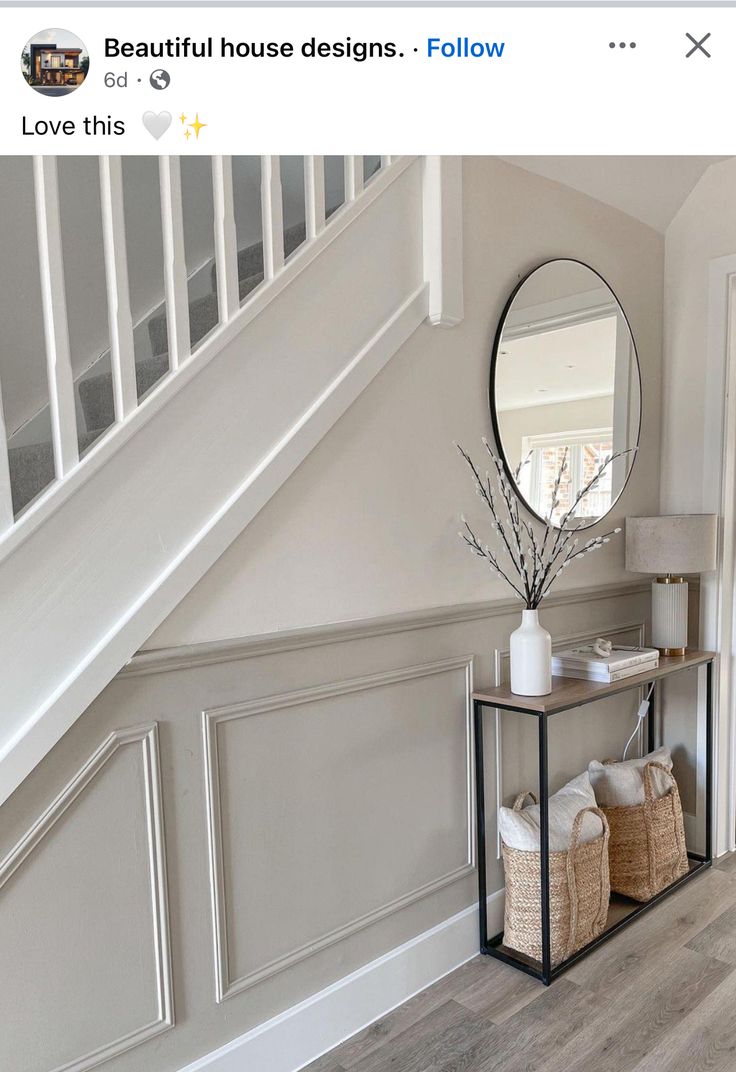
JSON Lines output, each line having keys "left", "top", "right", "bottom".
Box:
{"left": 303, "top": 853, "right": 736, "bottom": 1072}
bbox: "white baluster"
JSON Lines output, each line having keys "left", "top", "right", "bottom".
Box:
{"left": 304, "top": 156, "right": 326, "bottom": 240}
{"left": 159, "top": 156, "right": 191, "bottom": 369}
{"left": 0, "top": 378, "right": 13, "bottom": 530}
{"left": 345, "top": 157, "right": 364, "bottom": 202}
{"left": 212, "top": 156, "right": 240, "bottom": 322}
{"left": 261, "top": 156, "right": 284, "bottom": 280}
{"left": 381, "top": 155, "right": 393, "bottom": 168}
{"left": 99, "top": 156, "right": 138, "bottom": 419}
{"left": 33, "top": 156, "right": 79, "bottom": 477}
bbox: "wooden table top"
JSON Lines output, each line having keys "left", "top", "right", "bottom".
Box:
{"left": 473, "top": 650, "right": 716, "bottom": 714}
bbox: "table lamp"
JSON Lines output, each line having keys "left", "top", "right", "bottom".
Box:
{"left": 625, "top": 515, "right": 718, "bottom": 655}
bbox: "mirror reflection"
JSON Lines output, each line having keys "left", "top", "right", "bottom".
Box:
{"left": 491, "top": 259, "right": 641, "bottom": 529}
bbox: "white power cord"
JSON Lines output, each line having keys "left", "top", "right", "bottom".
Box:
{"left": 622, "top": 682, "right": 656, "bottom": 761}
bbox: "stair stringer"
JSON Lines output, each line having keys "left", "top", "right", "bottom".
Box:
{"left": 0, "top": 159, "right": 431, "bottom": 804}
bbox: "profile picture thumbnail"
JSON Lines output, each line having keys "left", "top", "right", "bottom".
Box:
{"left": 21, "top": 28, "right": 89, "bottom": 96}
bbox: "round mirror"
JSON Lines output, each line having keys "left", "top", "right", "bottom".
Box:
{"left": 490, "top": 259, "right": 641, "bottom": 530}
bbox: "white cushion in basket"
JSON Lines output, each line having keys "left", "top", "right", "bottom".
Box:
{"left": 499, "top": 771, "right": 604, "bottom": 853}
{"left": 588, "top": 747, "right": 673, "bottom": 807}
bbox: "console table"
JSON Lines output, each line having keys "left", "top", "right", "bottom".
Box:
{"left": 473, "top": 649, "right": 715, "bottom": 985}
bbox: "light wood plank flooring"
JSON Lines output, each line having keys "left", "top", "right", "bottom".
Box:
{"left": 303, "top": 855, "right": 736, "bottom": 1072}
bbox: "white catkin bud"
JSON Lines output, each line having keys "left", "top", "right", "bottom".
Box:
{"left": 603, "top": 537, "right": 610, "bottom": 543}
{"left": 461, "top": 514, "right": 466, "bottom": 523}
{"left": 614, "top": 527, "right": 622, "bottom": 533}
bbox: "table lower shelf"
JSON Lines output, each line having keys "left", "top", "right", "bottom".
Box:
{"left": 482, "top": 854, "right": 710, "bottom": 984}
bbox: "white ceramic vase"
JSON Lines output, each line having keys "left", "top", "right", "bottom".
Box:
{"left": 509, "top": 609, "right": 552, "bottom": 696}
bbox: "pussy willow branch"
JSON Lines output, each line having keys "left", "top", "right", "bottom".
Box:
{"left": 457, "top": 441, "right": 632, "bottom": 609}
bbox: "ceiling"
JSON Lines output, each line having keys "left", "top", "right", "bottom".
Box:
{"left": 499, "top": 156, "right": 730, "bottom": 232}
{"left": 497, "top": 316, "right": 617, "bottom": 411}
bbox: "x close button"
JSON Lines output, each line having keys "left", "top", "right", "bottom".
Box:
{"left": 686, "top": 32, "right": 712, "bottom": 58}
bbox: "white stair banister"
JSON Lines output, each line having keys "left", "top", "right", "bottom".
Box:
{"left": 33, "top": 155, "right": 79, "bottom": 476}
{"left": 345, "top": 156, "right": 364, "bottom": 202}
{"left": 212, "top": 155, "right": 240, "bottom": 323}
{"left": 261, "top": 156, "right": 284, "bottom": 280}
{"left": 159, "top": 156, "right": 191, "bottom": 369}
{"left": 99, "top": 156, "right": 138, "bottom": 420}
{"left": 305, "top": 156, "right": 326, "bottom": 240}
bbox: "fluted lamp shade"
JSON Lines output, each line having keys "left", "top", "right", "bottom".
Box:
{"left": 626, "top": 515, "right": 718, "bottom": 655}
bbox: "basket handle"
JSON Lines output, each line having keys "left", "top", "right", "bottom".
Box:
{"left": 642, "top": 760, "right": 673, "bottom": 804}
{"left": 642, "top": 761, "right": 686, "bottom": 888}
{"left": 512, "top": 790, "right": 538, "bottom": 811}
{"left": 565, "top": 806, "right": 610, "bottom": 960}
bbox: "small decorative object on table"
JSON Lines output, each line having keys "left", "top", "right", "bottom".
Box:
{"left": 456, "top": 439, "right": 627, "bottom": 696}
{"left": 552, "top": 640, "right": 659, "bottom": 683}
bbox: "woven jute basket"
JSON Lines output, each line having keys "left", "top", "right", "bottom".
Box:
{"left": 601, "top": 760, "right": 688, "bottom": 902}
{"left": 502, "top": 792, "right": 610, "bottom": 966}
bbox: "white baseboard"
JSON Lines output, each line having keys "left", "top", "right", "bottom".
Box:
{"left": 178, "top": 889, "right": 505, "bottom": 1072}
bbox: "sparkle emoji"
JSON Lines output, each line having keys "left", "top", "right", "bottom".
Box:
{"left": 188, "top": 113, "right": 207, "bottom": 139}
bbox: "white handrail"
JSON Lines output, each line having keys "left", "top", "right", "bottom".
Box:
{"left": 261, "top": 156, "right": 284, "bottom": 280}
{"left": 159, "top": 156, "right": 191, "bottom": 370}
{"left": 100, "top": 156, "right": 138, "bottom": 419}
{"left": 212, "top": 156, "right": 240, "bottom": 323}
{"left": 33, "top": 155, "right": 79, "bottom": 477}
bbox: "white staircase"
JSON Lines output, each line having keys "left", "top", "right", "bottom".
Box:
{"left": 0, "top": 154, "right": 462, "bottom": 803}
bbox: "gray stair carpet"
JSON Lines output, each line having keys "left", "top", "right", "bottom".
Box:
{"left": 9, "top": 430, "right": 102, "bottom": 516}
{"left": 8, "top": 224, "right": 307, "bottom": 519}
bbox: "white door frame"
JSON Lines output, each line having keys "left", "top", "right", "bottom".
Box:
{"left": 703, "top": 253, "right": 736, "bottom": 856}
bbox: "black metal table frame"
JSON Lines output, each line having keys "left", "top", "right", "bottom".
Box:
{"left": 474, "top": 657, "right": 714, "bottom": 985}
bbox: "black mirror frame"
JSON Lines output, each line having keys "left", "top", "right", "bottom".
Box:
{"left": 488, "top": 257, "right": 643, "bottom": 530}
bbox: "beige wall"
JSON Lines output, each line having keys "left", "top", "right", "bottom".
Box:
{"left": 661, "top": 156, "right": 736, "bottom": 513}
{"left": 147, "top": 156, "right": 664, "bottom": 650}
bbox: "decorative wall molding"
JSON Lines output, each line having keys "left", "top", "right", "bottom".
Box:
{"left": 0, "top": 724, "right": 174, "bottom": 1072}
{"left": 126, "top": 580, "right": 653, "bottom": 678}
{"left": 176, "top": 888, "right": 504, "bottom": 1072}
{"left": 203, "top": 656, "right": 474, "bottom": 1002}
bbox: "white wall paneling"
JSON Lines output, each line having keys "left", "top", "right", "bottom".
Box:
{"left": 203, "top": 655, "right": 474, "bottom": 1001}
{"left": 0, "top": 724, "right": 173, "bottom": 1072}
{"left": 2, "top": 579, "right": 651, "bottom": 1072}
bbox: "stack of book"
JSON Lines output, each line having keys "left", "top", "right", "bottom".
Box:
{"left": 551, "top": 644, "right": 659, "bottom": 683}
